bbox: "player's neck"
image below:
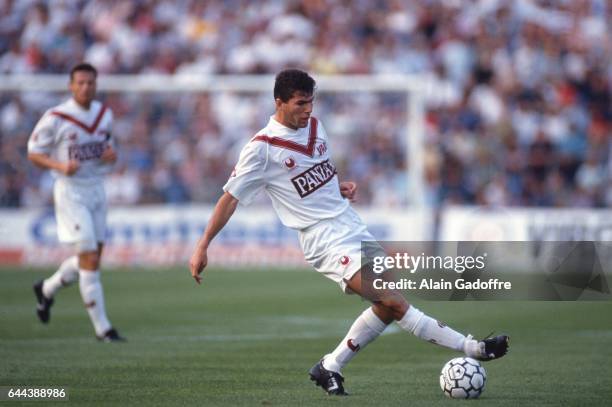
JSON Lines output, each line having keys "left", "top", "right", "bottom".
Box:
{"left": 72, "top": 98, "right": 93, "bottom": 111}
{"left": 273, "top": 112, "right": 298, "bottom": 130}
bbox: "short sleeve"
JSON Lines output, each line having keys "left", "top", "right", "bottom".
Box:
{"left": 223, "top": 142, "right": 266, "bottom": 205}
{"left": 27, "top": 111, "right": 57, "bottom": 154}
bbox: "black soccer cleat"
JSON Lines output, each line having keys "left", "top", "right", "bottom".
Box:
{"left": 97, "top": 328, "right": 126, "bottom": 343}
{"left": 309, "top": 360, "right": 348, "bottom": 396}
{"left": 479, "top": 334, "right": 510, "bottom": 361}
{"left": 33, "top": 279, "right": 54, "bottom": 324}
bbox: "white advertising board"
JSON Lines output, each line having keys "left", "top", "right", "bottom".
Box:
{"left": 0, "top": 205, "right": 432, "bottom": 267}
{"left": 440, "top": 206, "right": 612, "bottom": 241}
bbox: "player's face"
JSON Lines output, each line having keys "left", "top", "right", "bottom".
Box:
{"left": 70, "top": 71, "right": 97, "bottom": 108}
{"left": 275, "top": 91, "right": 314, "bottom": 129}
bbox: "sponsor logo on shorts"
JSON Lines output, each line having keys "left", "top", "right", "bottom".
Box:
{"left": 291, "top": 159, "right": 337, "bottom": 198}
{"left": 339, "top": 255, "right": 351, "bottom": 266}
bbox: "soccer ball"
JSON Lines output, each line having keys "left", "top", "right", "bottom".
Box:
{"left": 439, "top": 357, "right": 486, "bottom": 399}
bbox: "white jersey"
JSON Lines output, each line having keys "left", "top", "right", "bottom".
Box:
{"left": 27, "top": 98, "right": 114, "bottom": 185}
{"left": 224, "top": 116, "right": 349, "bottom": 230}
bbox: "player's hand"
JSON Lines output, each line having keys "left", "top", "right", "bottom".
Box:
{"left": 189, "top": 247, "right": 208, "bottom": 285}
{"left": 60, "top": 160, "right": 80, "bottom": 176}
{"left": 340, "top": 181, "right": 357, "bottom": 202}
{"left": 101, "top": 145, "right": 117, "bottom": 163}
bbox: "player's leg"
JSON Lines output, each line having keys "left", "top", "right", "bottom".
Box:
{"left": 320, "top": 270, "right": 390, "bottom": 374}
{"left": 49, "top": 180, "right": 122, "bottom": 341}
{"left": 347, "top": 270, "right": 508, "bottom": 360}
{"left": 309, "top": 265, "right": 392, "bottom": 395}
{"left": 78, "top": 243, "right": 111, "bottom": 337}
{"left": 77, "top": 243, "right": 123, "bottom": 341}
{"left": 34, "top": 181, "right": 82, "bottom": 324}
{"left": 41, "top": 256, "right": 79, "bottom": 297}
{"left": 33, "top": 256, "right": 79, "bottom": 323}
{"left": 78, "top": 195, "right": 125, "bottom": 342}
{"left": 309, "top": 208, "right": 507, "bottom": 396}
{"left": 318, "top": 269, "right": 466, "bottom": 380}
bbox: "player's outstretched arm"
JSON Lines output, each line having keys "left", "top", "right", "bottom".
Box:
{"left": 28, "top": 153, "right": 80, "bottom": 176}
{"left": 189, "top": 191, "right": 239, "bottom": 285}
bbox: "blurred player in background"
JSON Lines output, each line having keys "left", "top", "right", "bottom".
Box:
{"left": 27, "top": 63, "right": 124, "bottom": 342}
{"left": 189, "top": 69, "right": 508, "bottom": 395}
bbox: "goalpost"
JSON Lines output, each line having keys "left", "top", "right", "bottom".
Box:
{"left": 1, "top": 73, "right": 427, "bottom": 207}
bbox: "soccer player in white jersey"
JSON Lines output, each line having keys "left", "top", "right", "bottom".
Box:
{"left": 28, "top": 63, "right": 124, "bottom": 342}
{"left": 189, "top": 69, "right": 508, "bottom": 395}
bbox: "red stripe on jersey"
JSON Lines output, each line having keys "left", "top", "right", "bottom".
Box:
{"left": 51, "top": 106, "right": 107, "bottom": 134}
{"left": 252, "top": 117, "right": 318, "bottom": 157}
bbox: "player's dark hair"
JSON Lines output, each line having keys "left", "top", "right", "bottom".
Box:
{"left": 274, "top": 69, "right": 315, "bottom": 102}
{"left": 70, "top": 63, "right": 97, "bottom": 81}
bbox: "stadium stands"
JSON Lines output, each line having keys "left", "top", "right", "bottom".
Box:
{"left": 0, "top": 0, "right": 610, "bottom": 208}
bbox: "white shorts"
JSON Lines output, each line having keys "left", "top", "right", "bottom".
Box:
{"left": 53, "top": 178, "right": 107, "bottom": 252}
{"left": 298, "top": 206, "right": 376, "bottom": 293}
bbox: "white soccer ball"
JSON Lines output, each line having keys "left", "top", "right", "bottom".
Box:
{"left": 439, "top": 357, "right": 486, "bottom": 399}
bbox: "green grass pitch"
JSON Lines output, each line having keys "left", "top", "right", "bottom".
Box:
{"left": 1, "top": 267, "right": 611, "bottom": 406}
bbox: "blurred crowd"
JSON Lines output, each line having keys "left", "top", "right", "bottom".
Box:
{"left": 0, "top": 0, "right": 610, "bottom": 208}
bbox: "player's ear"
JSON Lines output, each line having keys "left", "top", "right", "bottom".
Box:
{"left": 274, "top": 98, "right": 284, "bottom": 110}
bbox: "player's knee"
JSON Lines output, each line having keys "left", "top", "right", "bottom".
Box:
{"left": 372, "top": 302, "right": 395, "bottom": 324}
{"left": 78, "top": 251, "right": 101, "bottom": 270}
{"left": 377, "top": 296, "right": 408, "bottom": 320}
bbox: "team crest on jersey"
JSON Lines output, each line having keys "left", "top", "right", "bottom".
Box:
{"left": 68, "top": 132, "right": 77, "bottom": 141}
{"left": 339, "top": 255, "right": 351, "bottom": 266}
{"left": 317, "top": 142, "right": 327, "bottom": 156}
{"left": 283, "top": 156, "right": 296, "bottom": 170}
